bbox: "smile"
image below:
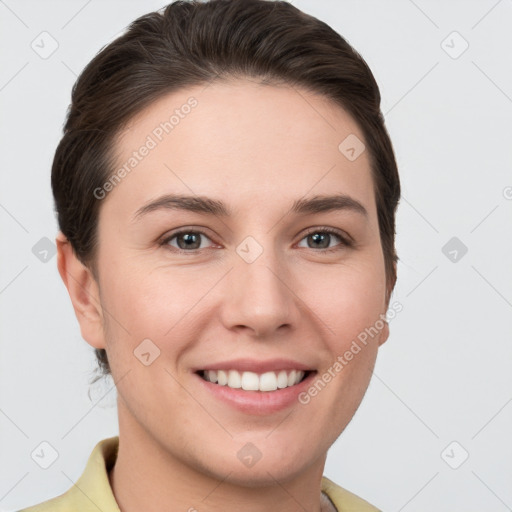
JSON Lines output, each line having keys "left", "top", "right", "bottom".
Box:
{"left": 199, "top": 369, "right": 310, "bottom": 392}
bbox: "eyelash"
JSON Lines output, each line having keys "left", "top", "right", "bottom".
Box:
{"left": 159, "top": 227, "right": 353, "bottom": 254}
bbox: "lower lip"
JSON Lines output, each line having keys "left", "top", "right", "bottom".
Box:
{"left": 194, "top": 371, "right": 317, "bottom": 415}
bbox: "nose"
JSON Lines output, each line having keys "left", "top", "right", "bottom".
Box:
{"left": 220, "top": 243, "right": 300, "bottom": 339}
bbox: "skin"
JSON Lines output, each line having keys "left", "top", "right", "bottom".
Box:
{"left": 57, "top": 78, "right": 395, "bottom": 512}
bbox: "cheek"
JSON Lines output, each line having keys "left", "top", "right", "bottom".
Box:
{"left": 99, "top": 263, "right": 216, "bottom": 355}
{"left": 299, "top": 258, "right": 387, "bottom": 348}
{"left": 302, "top": 266, "right": 384, "bottom": 424}
{"left": 318, "top": 260, "right": 385, "bottom": 402}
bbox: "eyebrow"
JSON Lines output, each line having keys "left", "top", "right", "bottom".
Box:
{"left": 132, "top": 193, "right": 368, "bottom": 221}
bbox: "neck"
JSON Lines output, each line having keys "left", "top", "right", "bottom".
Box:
{"left": 109, "top": 406, "right": 331, "bottom": 512}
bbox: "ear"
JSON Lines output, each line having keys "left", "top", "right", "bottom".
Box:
{"left": 378, "top": 320, "right": 389, "bottom": 347}
{"left": 379, "top": 260, "right": 397, "bottom": 347}
{"left": 56, "top": 231, "right": 106, "bottom": 350}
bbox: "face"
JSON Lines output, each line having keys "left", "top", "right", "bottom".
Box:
{"left": 73, "top": 79, "right": 392, "bottom": 485}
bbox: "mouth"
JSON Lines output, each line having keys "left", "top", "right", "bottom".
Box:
{"left": 196, "top": 369, "right": 313, "bottom": 392}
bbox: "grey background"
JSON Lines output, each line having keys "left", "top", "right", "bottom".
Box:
{"left": 1, "top": 0, "right": 511, "bottom": 510}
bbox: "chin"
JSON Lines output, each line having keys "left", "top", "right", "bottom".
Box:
{"left": 187, "top": 443, "right": 316, "bottom": 488}
{"left": 218, "top": 462, "right": 310, "bottom": 488}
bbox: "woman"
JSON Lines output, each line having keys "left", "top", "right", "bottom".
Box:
{"left": 20, "top": 0, "right": 400, "bottom": 510}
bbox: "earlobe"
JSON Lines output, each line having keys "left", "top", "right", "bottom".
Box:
{"left": 56, "top": 231, "right": 106, "bottom": 350}
{"left": 378, "top": 320, "right": 389, "bottom": 347}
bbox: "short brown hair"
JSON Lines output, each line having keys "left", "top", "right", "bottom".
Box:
{"left": 52, "top": 0, "right": 401, "bottom": 378}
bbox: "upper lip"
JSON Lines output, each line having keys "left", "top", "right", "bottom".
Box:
{"left": 194, "top": 358, "right": 315, "bottom": 374}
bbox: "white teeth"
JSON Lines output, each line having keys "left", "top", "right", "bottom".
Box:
{"left": 227, "top": 369, "right": 242, "bottom": 388}
{"left": 241, "top": 371, "right": 259, "bottom": 391}
{"left": 277, "top": 370, "right": 288, "bottom": 389}
{"left": 217, "top": 369, "right": 228, "bottom": 385}
{"left": 260, "top": 371, "right": 278, "bottom": 391}
{"left": 202, "top": 369, "right": 307, "bottom": 391}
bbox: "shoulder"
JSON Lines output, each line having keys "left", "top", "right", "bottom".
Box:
{"left": 321, "top": 476, "right": 382, "bottom": 512}
{"left": 17, "top": 436, "right": 120, "bottom": 512}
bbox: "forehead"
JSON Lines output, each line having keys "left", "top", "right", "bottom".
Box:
{"left": 104, "top": 79, "right": 376, "bottom": 221}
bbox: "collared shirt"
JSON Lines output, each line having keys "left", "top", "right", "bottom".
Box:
{"left": 18, "top": 436, "right": 380, "bottom": 512}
